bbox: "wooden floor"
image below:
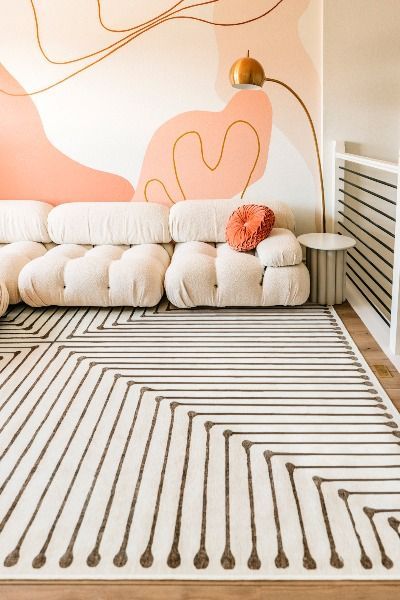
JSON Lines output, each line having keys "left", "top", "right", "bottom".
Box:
{"left": 1, "top": 302, "right": 399, "bottom": 600}
{"left": 2, "top": 580, "right": 400, "bottom": 600}
{"left": 336, "top": 303, "right": 400, "bottom": 409}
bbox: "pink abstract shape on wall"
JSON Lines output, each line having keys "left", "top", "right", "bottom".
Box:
{"left": 134, "top": 90, "right": 272, "bottom": 205}
{"left": 0, "top": 66, "right": 133, "bottom": 204}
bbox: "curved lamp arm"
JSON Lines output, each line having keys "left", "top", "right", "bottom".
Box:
{"left": 265, "top": 77, "right": 326, "bottom": 233}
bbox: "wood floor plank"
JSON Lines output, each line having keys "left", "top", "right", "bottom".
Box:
{"left": 336, "top": 302, "right": 399, "bottom": 409}
{"left": 1, "top": 581, "right": 400, "bottom": 600}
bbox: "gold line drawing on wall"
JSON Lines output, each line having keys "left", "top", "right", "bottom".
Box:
{"left": 144, "top": 119, "right": 261, "bottom": 204}
{"left": 144, "top": 179, "right": 176, "bottom": 205}
{"left": 97, "top": 0, "right": 188, "bottom": 34}
{"left": 0, "top": 0, "right": 285, "bottom": 96}
{"left": 30, "top": 0, "right": 187, "bottom": 65}
{"left": 97, "top": 0, "right": 286, "bottom": 31}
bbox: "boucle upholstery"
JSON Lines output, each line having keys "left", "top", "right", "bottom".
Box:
{"left": 19, "top": 243, "right": 172, "bottom": 307}
{"left": 0, "top": 201, "right": 52, "bottom": 243}
{"left": 169, "top": 198, "right": 295, "bottom": 243}
{"left": 48, "top": 202, "right": 171, "bottom": 245}
{"left": 0, "top": 280, "right": 9, "bottom": 317}
{"left": 165, "top": 241, "right": 310, "bottom": 308}
{"left": 0, "top": 241, "right": 48, "bottom": 303}
{"left": 256, "top": 228, "right": 303, "bottom": 267}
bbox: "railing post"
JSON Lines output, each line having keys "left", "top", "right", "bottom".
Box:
{"left": 332, "top": 141, "right": 345, "bottom": 233}
{"left": 390, "top": 150, "right": 400, "bottom": 354}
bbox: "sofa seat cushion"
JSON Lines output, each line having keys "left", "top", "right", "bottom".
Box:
{"left": 48, "top": 202, "right": 171, "bottom": 245}
{"left": 0, "top": 242, "right": 47, "bottom": 303}
{"left": 0, "top": 280, "right": 9, "bottom": 317}
{"left": 0, "top": 201, "right": 52, "bottom": 243}
{"left": 169, "top": 198, "right": 295, "bottom": 243}
{"left": 19, "top": 243, "right": 172, "bottom": 307}
{"left": 165, "top": 241, "right": 310, "bottom": 308}
{"left": 256, "top": 228, "right": 303, "bottom": 267}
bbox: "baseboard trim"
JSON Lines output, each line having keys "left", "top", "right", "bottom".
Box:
{"left": 346, "top": 280, "right": 400, "bottom": 371}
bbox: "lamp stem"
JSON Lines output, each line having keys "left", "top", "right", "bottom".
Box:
{"left": 265, "top": 77, "right": 326, "bottom": 233}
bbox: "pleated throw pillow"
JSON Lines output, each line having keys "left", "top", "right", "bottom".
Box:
{"left": 225, "top": 204, "right": 275, "bottom": 251}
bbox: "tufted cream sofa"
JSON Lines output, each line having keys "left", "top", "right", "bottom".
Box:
{"left": 0, "top": 199, "right": 310, "bottom": 312}
{"left": 0, "top": 201, "right": 51, "bottom": 315}
{"left": 165, "top": 199, "right": 310, "bottom": 308}
{"left": 18, "top": 203, "right": 172, "bottom": 307}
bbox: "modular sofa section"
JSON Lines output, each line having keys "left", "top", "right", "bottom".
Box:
{"left": 0, "top": 201, "right": 52, "bottom": 304}
{"left": 165, "top": 198, "right": 309, "bottom": 308}
{"left": 19, "top": 202, "right": 173, "bottom": 308}
{"left": 165, "top": 241, "right": 309, "bottom": 308}
{"left": 19, "top": 243, "right": 172, "bottom": 307}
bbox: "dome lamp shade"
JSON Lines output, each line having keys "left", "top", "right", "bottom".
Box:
{"left": 229, "top": 54, "right": 266, "bottom": 90}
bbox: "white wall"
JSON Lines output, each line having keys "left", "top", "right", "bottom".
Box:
{"left": 323, "top": 0, "right": 400, "bottom": 230}
{"left": 323, "top": 0, "right": 400, "bottom": 367}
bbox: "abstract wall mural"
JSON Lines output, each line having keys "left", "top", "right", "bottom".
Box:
{"left": 135, "top": 91, "right": 272, "bottom": 204}
{"left": 0, "top": 64, "right": 134, "bottom": 203}
{"left": 0, "top": 0, "right": 322, "bottom": 231}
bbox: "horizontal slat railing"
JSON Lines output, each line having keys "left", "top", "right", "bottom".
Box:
{"left": 335, "top": 151, "right": 399, "bottom": 174}
{"left": 333, "top": 141, "right": 400, "bottom": 355}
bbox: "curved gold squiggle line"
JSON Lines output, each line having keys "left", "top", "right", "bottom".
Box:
{"left": 30, "top": 1, "right": 219, "bottom": 67}
{"left": 0, "top": 0, "right": 285, "bottom": 96}
{"left": 144, "top": 119, "right": 261, "bottom": 204}
{"left": 30, "top": 0, "right": 167, "bottom": 65}
{"left": 173, "top": 120, "right": 261, "bottom": 200}
{"left": 0, "top": 18, "right": 168, "bottom": 96}
{"left": 28, "top": 0, "right": 220, "bottom": 65}
{"left": 97, "top": 0, "right": 187, "bottom": 33}
{"left": 98, "top": 0, "right": 285, "bottom": 33}
{"left": 168, "top": 0, "right": 285, "bottom": 27}
{"left": 144, "top": 178, "right": 176, "bottom": 204}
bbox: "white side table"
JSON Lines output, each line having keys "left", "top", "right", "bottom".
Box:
{"left": 297, "top": 233, "right": 356, "bottom": 305}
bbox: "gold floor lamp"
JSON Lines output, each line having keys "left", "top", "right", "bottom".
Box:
{"left": 230, "top": 53, "right": 326, "bottom": 233}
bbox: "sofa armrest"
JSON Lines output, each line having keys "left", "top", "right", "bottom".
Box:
{"left": 256, "top": 228, "right": 303, "bottom": 267}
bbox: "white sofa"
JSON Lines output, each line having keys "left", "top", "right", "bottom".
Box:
{"left": 165, "top": 199, "right": 310, "bottom": 308}
{"left": 18, "top": 203, "right": 172, "bottom": 307}
{"left": 0, "top": 201, "right": 51, "bottom": 314}
{"left": 0, "top": 199, "right": 309, "bottom": 311}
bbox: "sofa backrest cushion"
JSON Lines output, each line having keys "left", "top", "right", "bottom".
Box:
{"left": 256, "top": 228, "right": 303, "bottom": 267}
{"left": 0, "top": 201, "right": 52, "bottom": 243}
{"left": 169, "top": 199, "right": 295, "bottom": 243}
{"left": 48, "top": 202, "right": 171, "bottom": 245}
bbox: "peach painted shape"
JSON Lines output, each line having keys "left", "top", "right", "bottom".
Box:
{"left": 0, "top": 65, "right": 133, "bottom": 204}
{"left": 134, "top": 90, "right": 272, "bottom": 205}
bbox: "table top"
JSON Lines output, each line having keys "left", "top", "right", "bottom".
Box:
{"left": 297, "top": 232, "right": 356, "bottom": 251}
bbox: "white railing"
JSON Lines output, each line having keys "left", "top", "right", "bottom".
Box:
{"left": 332, "top": 141, "right": 400, "bottom": 359}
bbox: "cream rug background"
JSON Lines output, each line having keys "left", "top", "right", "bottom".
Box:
{"left": 0, "top": 301, "right": 398, "bottom": 580}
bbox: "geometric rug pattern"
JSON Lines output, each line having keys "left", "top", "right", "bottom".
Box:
{"left": 0, "top": 301, "right": 399, "bottom": 579}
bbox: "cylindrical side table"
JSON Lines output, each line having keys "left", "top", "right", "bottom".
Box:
{"left": 297, "top": 233, "right": 356, "bottom": 305}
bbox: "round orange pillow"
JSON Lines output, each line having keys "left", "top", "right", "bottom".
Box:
{"left": 225, "top": 204, "right": 275, "bottom": 251}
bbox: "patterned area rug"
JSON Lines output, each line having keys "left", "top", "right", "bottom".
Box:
{"left": 0, "top": 301, "right": 399, "bottom": 580}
